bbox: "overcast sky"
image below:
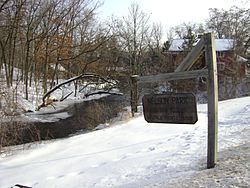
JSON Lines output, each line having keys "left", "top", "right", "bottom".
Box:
{"left": 100, "top": 0, "right": 250, "bottom": 34}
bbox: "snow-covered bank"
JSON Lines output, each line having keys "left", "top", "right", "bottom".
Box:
{"left": 1, "top": 97, "right": 250, "bottom": 188}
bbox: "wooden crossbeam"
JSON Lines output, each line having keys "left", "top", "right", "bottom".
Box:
{"left": 175, "top": 37, "right": 205, "bottom": 72}
{"left": 137, "top": 69, "right": 208, "bottom": 83}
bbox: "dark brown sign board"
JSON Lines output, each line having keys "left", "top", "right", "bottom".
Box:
{"left": 142, "top": 93, "right": 198, "bottom": 124}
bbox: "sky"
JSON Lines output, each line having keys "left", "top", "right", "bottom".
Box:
{"left": 100, "top": 0, "right": 250, "bottom": 39}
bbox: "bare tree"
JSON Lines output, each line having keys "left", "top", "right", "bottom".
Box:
{"left": 0, "top": 0, "right": 26, "bottom": 87}
{"left": 117, "top": 2, "right": 151, "bottom": 76}
{"left": 1, "top": 0, "right": 113, "bottom": 105}
{"left": 172, "top": 22, "right": 205, "bottom": 39}
{"left": 0, "top": 0, "right": 10, "bottom": 13}
{"left": 144, "top": 22, "right": 169, "bottom": 75}
{"left": 20, "top": 0, "right": 45, "bottom": 99}
{"left": 206, "top": 6, "right": 250, "bottom": 56}
{"left": 206, "top": 6, "right": 250, "bottom": 98}
{"left": 113, "top": 2, "right": 151, "bottom": 115}
{"left": 149, "top": 23, "right": 163, "bottom": 52}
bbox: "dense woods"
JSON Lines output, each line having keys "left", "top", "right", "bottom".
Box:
{"left": 0, "top": 0, "right": 107, "bottom": 97}
{"left": 0, "top": 0, "right": 249, "bottom": 109}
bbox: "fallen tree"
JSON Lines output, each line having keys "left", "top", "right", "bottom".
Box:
{"left": 37, "top": 73, "right": 121, "bottom": 110}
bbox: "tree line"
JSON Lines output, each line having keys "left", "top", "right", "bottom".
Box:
{"left": 0, "top": 0, "right": 249, "bottom": 104}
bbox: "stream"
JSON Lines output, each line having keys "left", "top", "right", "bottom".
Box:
{"left": 1, "top": 95, "right": 127, "bottom": 146}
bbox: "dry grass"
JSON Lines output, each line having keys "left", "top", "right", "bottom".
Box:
{"left": 0, "top": 88, "right": 41, "bottom": 154}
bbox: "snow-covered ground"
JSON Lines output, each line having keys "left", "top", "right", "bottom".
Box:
{"left": 1, "top": 97, "right": 250, "bottom": 188}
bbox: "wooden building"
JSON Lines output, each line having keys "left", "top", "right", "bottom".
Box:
{"left": 165, "top": 38, "right": 248, "bottom": 99}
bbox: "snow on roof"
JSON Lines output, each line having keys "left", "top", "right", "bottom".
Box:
{"left": 168, "top": 39, "right": 234, "bottom": 52}
{"left": 236, "top": 55, "right": 248, "bottom": 62}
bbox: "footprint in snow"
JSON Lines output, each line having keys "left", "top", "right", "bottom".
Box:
{"left": 57, "top": 171, "right": 84, "bottom": 179}
{"left": 183, "top": 143, "right": 191, "bottom": 149}
{"left": 185, "top": 135, "right": 193, "bottom": 141}
{"left": 32, "top": 182, "right": 39, "bottom": 186}
{"left": 57, "top": 175, "right": 65, "bottom": 179}
{"left": 112, "top": 153, "right": 136, "bottom": 162}
{"left": 121, "top": 153, "right": 134, "bottom": 159}
{"left": 78, "top": 171, "right": 85, "bottom": 175}
{"left": 156, "top": 141, "right": 164, "bottom": 145}
{"left": 148, "top": 146, "right": 156, "bottom": 151}
{"left": 140, "top": 146, "right": 156, "bottom": 153}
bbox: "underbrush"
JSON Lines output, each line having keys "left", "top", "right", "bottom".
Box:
{"left": 0, "top": 120, "right": 41, "bottom": 153}
{"left": 0, "top": 88, "right": 42, "bottom": 154}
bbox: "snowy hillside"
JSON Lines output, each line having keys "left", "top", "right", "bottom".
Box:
{"left": 1, "top": 97, "right": 250, "bottom": 188}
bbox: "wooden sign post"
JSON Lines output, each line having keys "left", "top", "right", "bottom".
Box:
{"left": 205, "top": 33, "right": 218, "bottom": 169}
{"left": 131, "top": 33, "right": 218, "bottom": 169}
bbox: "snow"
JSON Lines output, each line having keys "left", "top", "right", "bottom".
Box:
{"left": 168, "top": 39, "right": 234, "bottom": 52}
{"left": 1, "top": 97, "right": 250, "bottom": 187}
{"left": 0, "top": 67, "right": 119, "bottom": 114}
{"left": 1, "top": 66, "right": 118, "bottom": 123}
{"left": 21, "top": 93, "right": 113, "bottom": 123}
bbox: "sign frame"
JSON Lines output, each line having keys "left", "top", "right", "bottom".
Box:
{"left": 142, "top": 93, "right": 198, "bottom": 124}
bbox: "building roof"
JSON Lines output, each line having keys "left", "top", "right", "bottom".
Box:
{"left": 168, "top": 39, "right": 234, "bottom": 52}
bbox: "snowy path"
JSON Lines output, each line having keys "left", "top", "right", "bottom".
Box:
{"left": 1, "top": 97, "right": 250, "bottom": 188}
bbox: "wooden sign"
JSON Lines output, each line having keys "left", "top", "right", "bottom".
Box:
{"left": 133, "top": 33, "right": 217, "bottom": 168}
{"left": 142, "top": 93, "right": 198, "bottom": 124}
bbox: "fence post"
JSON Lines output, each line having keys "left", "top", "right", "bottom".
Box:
{"left": 205, "top": 33, "right": 218, "bottom": 169}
